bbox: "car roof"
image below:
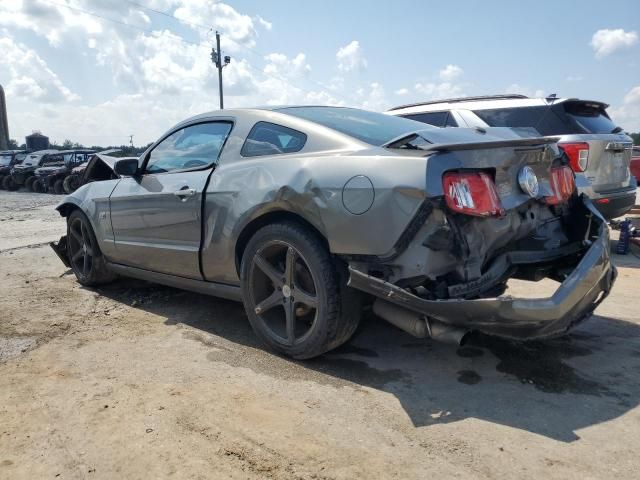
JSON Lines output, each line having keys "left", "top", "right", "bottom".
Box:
{"left": 28, "top": 149, "right": 62, "bottom": 155}
{"left": 388, "top": 96, "right": 609, "bottom": 115}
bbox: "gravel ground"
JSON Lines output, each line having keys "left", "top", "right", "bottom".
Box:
{"left": 1, "top": 188, "right": 640, "bottom": 479}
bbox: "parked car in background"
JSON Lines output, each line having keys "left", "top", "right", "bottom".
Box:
{"left": 631, "top": 146, "right": 640, "bottom": 182}
{"left": 6, "top": 150, "right": 64, "bottom": 191}
{"left": 32, "top": 149, "right": 95, "bottom": 194}
{"left": 0, "top": 150, "right": 27, "bottom": 190}
{"left": 52, "top": 107, "right": 614, "bottom": 359}
{"left": 388, "top": 95, "right": 636, "bottom": 219}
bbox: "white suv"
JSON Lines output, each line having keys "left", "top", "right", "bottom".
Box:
{"left": 388, "top": 95, "right": 636, "bottom": 219}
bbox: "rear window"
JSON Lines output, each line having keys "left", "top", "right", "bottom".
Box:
{"left": 563, "top": 102, "right": 618, "bottom": 134}
{"left": 241, "top": 122, "right": 307, "bottom": 157}
{"left": 473, "top": 106, "right": 577, "bottom": 136}
{"left": 278, "top": 107, "right": 433, "bottom": 146}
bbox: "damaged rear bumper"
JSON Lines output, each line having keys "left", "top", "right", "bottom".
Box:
{"left": 347, "top": 199, "right": 616, "bottom": 341}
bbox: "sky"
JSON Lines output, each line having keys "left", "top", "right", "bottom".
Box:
{"left": 0, "top": 0, "right": 639, "bottom": 146}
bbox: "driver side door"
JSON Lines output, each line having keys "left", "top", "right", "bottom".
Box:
{"left": 109, "top": 121, "right": 233, "bottom": 279}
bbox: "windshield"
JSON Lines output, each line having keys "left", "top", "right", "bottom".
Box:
{"left": 563, "top": 102, "right": 618, "bottom": 134}
{"left": 0, "top": 155, "right": 12, "bottom": 166}
{"left": 23, "top": 154, "right": 42, "bottom": 166}
{"left": 276, "top": 107, "right": 434, "bottom": 146}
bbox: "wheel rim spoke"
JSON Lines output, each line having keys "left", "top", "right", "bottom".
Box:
{"left": 254, "top": 290, "right": 282, "bottom": 315}
{"left": 253, "top": 253, "right": 284, "bottom": 287}
{"left": 293, "top": 287, "right": 317, "bottom": 309}
{"left": 82, "top": 253, "right": 90, "bottom": 274}
{"left": 71, "top": 249, "right": 83, "bottom": 262}
{"left": 70, "top": 225, "right": 82, "bottom": 243}
{"left": 284, "top": 247, "right": 296, "bottom": 287}
{"left": 285, "top": 298, "right": 296, "bottom": 345}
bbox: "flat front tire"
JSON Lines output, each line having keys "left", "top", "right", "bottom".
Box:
{"left": 66, "top": 210, "right": 116, "bottom": 286}
{"left": 3, "top": 176, "right": 18, "bottom": 191}
{"left": 240, "top": 222, "right": 361, "bottom": 359}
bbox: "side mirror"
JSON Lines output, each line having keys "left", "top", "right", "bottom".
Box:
{"left": 114, "top": 158, "right": 139, "bottom": 177}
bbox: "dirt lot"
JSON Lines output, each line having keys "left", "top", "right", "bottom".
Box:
{"left": 1, "top": 189, "right": 640, "bottom": 479}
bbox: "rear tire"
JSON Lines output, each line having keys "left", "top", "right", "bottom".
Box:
{"left": 54, "top": 179, "right": 65, "bottom": 194}
{"left": 240, "top": 221, "right": 361, "bottom": 359}
{"left": 32, "top": 179, "right": 45, "bottom": 193}
{"left": 3, "top": 176, "right": 18, "bottom": 191}
{"left": 66, "top": 210, "right": 116, "bottom": 286}
{"left": 64, "top": 175, "right": 80, "bottom": 193}
{"left": 0, "top": 175, "right": 5, "bottom": 189}
{"left": 25, "top": 176, "right": 36, "bottom": 191}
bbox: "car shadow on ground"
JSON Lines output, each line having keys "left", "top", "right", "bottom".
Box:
{"left": 93, "top": 279, "right": 640, "bottom": 443}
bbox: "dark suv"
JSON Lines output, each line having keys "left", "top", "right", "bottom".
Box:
{"left": 0, "top": 150, "right": 27, "bottom": 189}
{"left": 388, "top": 95, "right": 637, "bottom": 219}
{"left": 7, "top": 150, "right": 64, "bottom": 191}
{"left": 33, "top": 149, "right": 95, "bottom": 194}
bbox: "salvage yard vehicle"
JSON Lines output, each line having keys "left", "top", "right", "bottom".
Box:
{"left": 388, "top": 95, "right": 637, "bottom": 219}
{"left": 7, "top": 149, "right": 63, "bottom": 191}
{"left": 32, "top": 149, "right": 95, "bottom": 194}
{"left": 51, "top": 107, "right": 615, "bottom": 359}
{"left": 0, "top": 150, "right": 27, "bottom": 190}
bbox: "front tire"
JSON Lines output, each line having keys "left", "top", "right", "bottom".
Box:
{"left": 240, "top": 222, "right": 361, "bottom": 359}
{"left": 64, "top": 174, "right": 80, "bottom": 193}
{"left": 32, "top": 179, "right": 45, "bottom": 193}
{"left": 3, "top": 176, "right": 18, "bottom": 191}
{"left": 66, "top": 210, "right": 116, "bottom": 286}
{"left": 54, "top": 179, "right": 65, "bottom": 194}
{"left": 25, "top": 176, "right": 36, "bottom": 191}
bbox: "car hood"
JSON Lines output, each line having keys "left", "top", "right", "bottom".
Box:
{"left": 36, "top": 166, "right": 65, "bottom": 175}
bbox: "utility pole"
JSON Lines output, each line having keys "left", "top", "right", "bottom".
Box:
{"left": 129, "top": 135, "right": 134, "bottom": 148}
{"left": 210, "top": 31, "right": 231, "bottom": 109}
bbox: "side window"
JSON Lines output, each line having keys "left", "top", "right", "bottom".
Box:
{"left": 444, "top": 112, "right": 458, "bottom": 127}
{"left": 42, "top": 155, "right": 62, "bottom": 165}
{"left": 473, "top": 106, "right": 573, "bottom": 136}
{"left": 403, "top": 111, "right": 449, "bottom": 127}
{"left": 241, "top": 122, "right": 307, "bottom": 157}
{"left": 145, "top": 121, "right": 232, "bottom": 174}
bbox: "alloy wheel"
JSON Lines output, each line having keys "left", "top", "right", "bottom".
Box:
{"left": 248, "top": 241, "right": 319, "bottom": 346}
{"left": 68, "top": 217, "right": 94, "bottom": 277}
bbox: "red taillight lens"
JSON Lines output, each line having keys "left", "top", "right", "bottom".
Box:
{"left": 559, "top": 142, "right": 589, "bottom": 172}
{"left": 443, "top": 172, "right": 504, "bottom": 217}
{"left": 545, "top": 166, "right": 575, "bottom": 205}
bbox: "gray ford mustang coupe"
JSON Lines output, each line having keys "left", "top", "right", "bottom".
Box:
{"left": 51, "top": 107, "right": 615, "bottom": 358}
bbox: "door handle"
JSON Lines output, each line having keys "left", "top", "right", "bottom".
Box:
{"left": 174, "top": 187, "right": 196, "bottom": 198}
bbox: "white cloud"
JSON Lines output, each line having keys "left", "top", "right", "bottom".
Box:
{"left": 565, "top": 75, "right": 583, "bottom": 82}
{"left": 609, "top": 85, "right": 640, "bottom": 132}
{"left": 0, "top": 35, "right": 79, "bottom": 103}
{"left": 439, "top": 64, "right": 463, "bottom": 81}
{"left": 263, "top": 53, "right": 311, "bottom": 77}
{"left": 255, "top": 15, "right": 272, "bottom": 31}
{"left": 336, "top": 40, "right": 367, "bottom": 72}
{"left": 591, "top": 29, "right": 638, "bottom": 59}
{"left": 505, "top": 83, "right": 545, "bottom": 98}
{"left": 414, "top": 82, "right": 463, "bottom": 100}
{"left": 395, "top": 88, "right": 409, "bottom": 96}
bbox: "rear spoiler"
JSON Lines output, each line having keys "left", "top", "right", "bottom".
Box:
{"left": 418, "top": 136, "right": 559, "bottom": 152}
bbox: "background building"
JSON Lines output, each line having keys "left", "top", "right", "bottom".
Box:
{"left": 26, "top": 131, "right": 50, "bottom": 151}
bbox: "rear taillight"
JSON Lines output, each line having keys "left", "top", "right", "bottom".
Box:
{"left": 545, "top": 166, "right": 575, "bottom": 205}
{"left": 559, "top": 142, "right": 589, "bottom": 172}
{"left": 443, "top": 172, "right": 504, "bottom": 217}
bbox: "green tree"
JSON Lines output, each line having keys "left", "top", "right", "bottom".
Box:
{"left": 630, "top": 132, "right": 639, "bottom": 145}
{"left": 8, "top": 138, "right": 19, "bottom": 149}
